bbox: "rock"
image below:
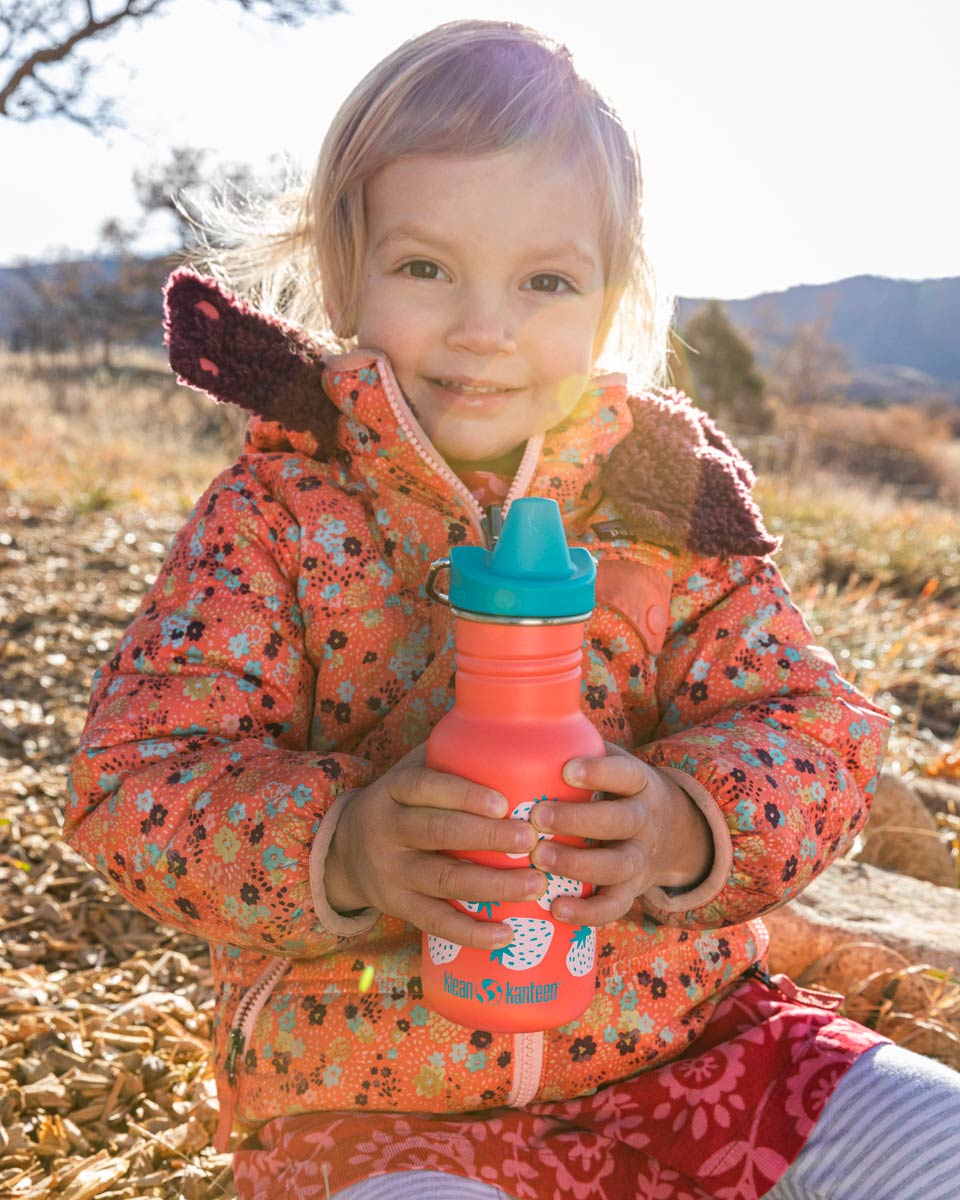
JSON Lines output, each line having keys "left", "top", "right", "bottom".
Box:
{"left": 854, "top": 771, "right": 956, "bottom": 887}
{"left": 766, "top": 859, "right": 960, "bottom": 1061}
{"left": 766, "top": 859, "right": 960, "bottom": 984}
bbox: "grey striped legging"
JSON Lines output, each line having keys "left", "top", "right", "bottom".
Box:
{"left": 328, "top": 1041, "right": 960, "bottom": 1199}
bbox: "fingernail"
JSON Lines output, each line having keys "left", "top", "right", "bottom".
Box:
{"left": 488, "top": 795, "right": 508, "bottom": 817}
{"left": 515, "top": 826, "right": 537, "bottom": 852}
{"left": 534, "top": 804, "right": 553, "bottom": 828}
{"left": 537, "top": 844, "right": 556, "bottom": 868}
{"left": 554, "top": 904, "right": 573, "bottom": 922}
{"left": 563, "top": 761, "right": 584, "bottom": 785}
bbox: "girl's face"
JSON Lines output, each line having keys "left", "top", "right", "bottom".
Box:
{"left": 353, "top": 148, "right": 607, "bottom": 472}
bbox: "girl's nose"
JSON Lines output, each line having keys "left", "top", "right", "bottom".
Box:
{"left": 444, "top": 291, "right": 518, "bottom": 357}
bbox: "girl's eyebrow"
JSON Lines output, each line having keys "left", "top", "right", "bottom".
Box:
{"left": 375, "top": 225, "right": 598, "bottom": 270}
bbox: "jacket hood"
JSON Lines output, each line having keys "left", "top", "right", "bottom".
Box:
{"left": 163, "top": 268, "right": 779, "bottom": 558}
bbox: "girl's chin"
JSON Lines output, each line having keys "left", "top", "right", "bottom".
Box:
{"left": 440, "top": 442, "right": 527, "bottom": 476}
{"left": 425, "top": 422, "right": 525, "bottom": 470}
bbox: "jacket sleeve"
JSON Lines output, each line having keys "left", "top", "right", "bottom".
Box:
{"left": 627, "top": 548, "right": 893, "bottom": 929}
{"left": 64, "top": 461, "right": 382, "bottom": 958}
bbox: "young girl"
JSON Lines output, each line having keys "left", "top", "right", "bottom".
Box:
{"left": 66, "top": 19, "right": 960, "bottom": 1200}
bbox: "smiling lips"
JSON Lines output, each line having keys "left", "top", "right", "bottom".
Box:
{"left": 431, "top": 377, "right": 520, "bottom": 394}
{"left": 427, "top": 377, "right": 522, "bottom": 412}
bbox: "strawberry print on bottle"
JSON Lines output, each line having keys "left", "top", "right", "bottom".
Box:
{"left": 457, "top": 900, "right": 500, "bottom": 917}
{"left": 536, "top": 870, "right": 584, "bottom": 911}
{"left": 427, "top": 935, "right": 463, "bottom": 966}
{"left": 565, "top": 925, "right": 596, "bottom": 977}
{"left": 490, "top": 916, "right": 555, "bottom": 971}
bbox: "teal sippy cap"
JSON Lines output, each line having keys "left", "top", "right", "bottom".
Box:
{"left": 448, "top": 497, "right": 596, "bottom": 618}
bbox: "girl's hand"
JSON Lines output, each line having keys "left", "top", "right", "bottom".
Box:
{"left": 325, "top": 742, "right": 543, "bottom": 951}
{"left": 528, "top": 742, "right": 714, "bottom": 928}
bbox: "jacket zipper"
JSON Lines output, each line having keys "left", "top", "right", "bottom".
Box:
{"left": 374, "top": 355, "right": 543, "bottom": 543}
{"left": 507, "top": 1029, "right": 545, "bottom": 1107}
{"left": 214, "top": 955, "right": 291, "bottom": 1152}
{"left": 378, "top": 357, "right": 551, "bottom": 1108}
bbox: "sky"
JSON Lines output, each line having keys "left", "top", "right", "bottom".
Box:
{"left": 1, "top": 0, "right": 957, "bottom": 300}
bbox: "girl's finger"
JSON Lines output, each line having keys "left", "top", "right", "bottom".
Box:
{"left": 409, "top": 895, "right": 516, "bottom": 951}
{"left": 532, "top": 795, "right": 650, "bottom": 841}
{"left": 549, "top": 881, "right": 637, "bottom": 928}
{"left": 561, "top": 750, "right": 652, "bottom": 795}
{"left": 392, "top": 764, "right": 507, "bottom": 817}
{"left": 410, "top": 850, "right": 545, "bottom": 903}
{"left": 398, "top": 806, "right": 537, "bottom": 855}
{"left": 532, "top": 837, "right": 646, "bottom": 885}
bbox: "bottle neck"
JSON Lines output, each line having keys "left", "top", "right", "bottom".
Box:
{"left": 452, "top": 618, "right": 586, "bottom": 719}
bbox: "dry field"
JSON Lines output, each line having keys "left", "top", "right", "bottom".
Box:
{"left": 1, "top": 352, "right": 959, "bottom": 1198}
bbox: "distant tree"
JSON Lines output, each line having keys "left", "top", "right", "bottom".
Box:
{"left": 86, "top": 219, "right": 167, "bottom": 366}
{"left": 5, "top": 262, "right": 71, "bottom": 362}
{"left": 769, "top": 318, "right": 851, "bottom": 408}
{"left": 0, "top": 0, "right": 343, "bottom": 129}
{"left": 9, "top": 223, "right": 166, "bottom": 367}
{"left": 133, "top": 145, "right": 288, "bottom": 249}
{"left": 4, "top": 143, "right": 281, "bottom": 370}
{"left": 681, "top": 300, "right": 774, "bottom": 433}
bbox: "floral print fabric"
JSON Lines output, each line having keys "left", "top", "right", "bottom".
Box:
{"left": 232, "top": 975, "right": 888, "bottom": 1199}
{"left": 64, "top": 350, "right": 892, "bottom": 1153}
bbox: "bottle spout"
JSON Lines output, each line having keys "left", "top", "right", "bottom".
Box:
{"left": 491, "top": 498, "right": 575, "bottom": 581}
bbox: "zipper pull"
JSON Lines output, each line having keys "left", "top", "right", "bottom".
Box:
{"left": 225, "top": 1027, "right": 245, "bottom": 1084}
{"left": 743, "top": 962, "right": 845, "bottom": 1012}
{"left": 482, "top": 504, "right": 504, "bottom": 549}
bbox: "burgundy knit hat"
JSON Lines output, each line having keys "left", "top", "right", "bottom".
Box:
{"left": 164, "top": 268, "right": 779, "bottom": 559}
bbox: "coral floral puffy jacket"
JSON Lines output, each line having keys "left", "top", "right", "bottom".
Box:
{"left": 64, "top": 273, "right": 892, "bottom": 1151}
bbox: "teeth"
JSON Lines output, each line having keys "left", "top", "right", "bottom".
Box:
{"left": 437, "top": 380, "right": 506, "bottom": 394}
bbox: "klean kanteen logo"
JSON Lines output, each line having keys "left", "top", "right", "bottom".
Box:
{"left": 444, "top": 972, "right": 559, "bottom": 1005}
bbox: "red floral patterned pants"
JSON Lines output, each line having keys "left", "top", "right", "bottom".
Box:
{"left": 232, "top": 974, "right": 900, "bottom": 1199}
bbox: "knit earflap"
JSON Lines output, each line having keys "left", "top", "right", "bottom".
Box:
{"left": 600, "top": 390, "right": 780, "bottom": 557}
{"left": 162, "top": 268, "right": 340, "bottom": 458}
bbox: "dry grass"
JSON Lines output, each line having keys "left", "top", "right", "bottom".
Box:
{"left": 0, "top": 349, "right": 244, "bottom": 516}
{"left": 796, "top": 951, "right": 960, "bottom": 1070}
{"left": 755, "top": 467, "right": 960, "bottom": 600}
{"left": 752, "top": 471, "right": 960, "bottom": 774}
{"left": 780, "top": 402, "right": 960, "bottom": 503}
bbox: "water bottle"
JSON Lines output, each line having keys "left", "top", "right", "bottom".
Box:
{"left": 421, "top": 497, "right": 604, "bottom": 1032}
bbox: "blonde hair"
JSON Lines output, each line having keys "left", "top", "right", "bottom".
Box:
{"left": 188, "top": 19, "right": 674, "bottom": 385}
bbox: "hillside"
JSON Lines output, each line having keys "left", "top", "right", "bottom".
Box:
{"left": 676, "top": 275, "right": 960, "bottom": 403}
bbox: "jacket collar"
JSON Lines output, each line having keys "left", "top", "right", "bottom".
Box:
{"left": 247, "top": 347, "right": 633, "bottom": 538}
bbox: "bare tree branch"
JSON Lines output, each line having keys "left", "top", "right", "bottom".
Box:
{"left": 0, "top": 2, "right": 168, "bottom": 120}
{"left": 0, "top": 0, "right": 344, "bottom": 129}
{"left": 133, "top": 144, "right": 290, "bottom": 248}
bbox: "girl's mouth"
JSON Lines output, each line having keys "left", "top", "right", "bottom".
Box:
{"left": 426, "top": 378, "right": 521, "bottom": 413}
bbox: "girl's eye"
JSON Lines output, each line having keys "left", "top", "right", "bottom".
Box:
{"left": 399, "top": 260, "right": 446, "bottom": 280}
{"left": 526, "top": 273, "right": 575, "bottom": 294}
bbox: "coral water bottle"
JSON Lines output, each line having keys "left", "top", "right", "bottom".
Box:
{"left": 421, "top": 497, "right": 604, "bottom": 1033}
